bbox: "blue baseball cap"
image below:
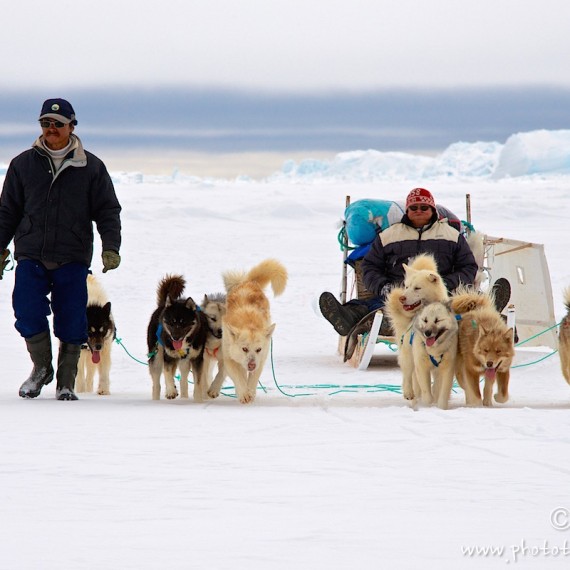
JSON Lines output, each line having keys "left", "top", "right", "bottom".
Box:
{"left": 39, "top": 98, "right": 78, "bottom": 125}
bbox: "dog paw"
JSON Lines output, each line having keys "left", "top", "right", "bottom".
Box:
{"left": 494, "top": 393, "right": 509, "bottom": 404}
{"left": 403, "top": 389, "right": 415, "bottom": 400}
{"left": 207, "top": 389, "right": 220, "bottom": 399}
{"left": 97, "top": 389, "right": 110, "bottom": 396}
{"left": 239, "top": 392, "right": 255, "bottom": 404}
{"left": 421, "top": 394, "right": 434, "bottom": 406}
{"left": 165, "top": 390, "right": 178, "bottom": 400}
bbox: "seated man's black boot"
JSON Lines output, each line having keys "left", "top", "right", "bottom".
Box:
{"left": 319, "top": 292, "right": 370, "bottom": 336}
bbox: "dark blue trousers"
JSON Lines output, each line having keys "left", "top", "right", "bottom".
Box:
{"left": 13, "top": 260, "right": 88, "bottom": 344}
{"left": 347, "top": 296, "right": 385, "bottom": 312}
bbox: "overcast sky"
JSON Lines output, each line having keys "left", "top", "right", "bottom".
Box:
{"left": 2, "top": 0, "right": 569, "bottom": 93}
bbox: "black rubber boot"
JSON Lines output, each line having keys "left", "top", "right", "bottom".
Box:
{"left": 319, "top": 292, "right": 370, "bottom": 336}
{"left": 491, "top": 278, "right": 511, "bottom": 313}
{"left": 19, "top": 331, "right": 54, "bottom": 399}
{"left": 55, "top": 342, "right": 81, "bottom": 401}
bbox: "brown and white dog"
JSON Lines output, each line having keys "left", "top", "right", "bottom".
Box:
{"left": 221, "top": 259, "right": 287, "bottom": 404}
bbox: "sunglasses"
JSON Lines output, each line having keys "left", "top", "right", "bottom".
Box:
{"left": 39, "top": 119, "right": 67, "bottom": 128}
{"left": 408, "top": 205, "right": 431, "bottom": 212}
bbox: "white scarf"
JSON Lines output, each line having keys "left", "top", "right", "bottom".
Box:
{"left": 41, "top": 135, "right": 78, "bottom": 171}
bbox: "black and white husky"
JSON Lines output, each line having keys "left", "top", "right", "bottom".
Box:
{"left": 147, "top": 274, "right": 209, "bottom": 401}
{"left": 76, "top": 274, "right": 115, "bottom": 395}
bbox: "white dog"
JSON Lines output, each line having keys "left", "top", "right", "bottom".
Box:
{"left": 412, "top": 301, "right": 459, "bottom": 409}
{"left": 384, "top": 254, "right": 448, "bottom": 402}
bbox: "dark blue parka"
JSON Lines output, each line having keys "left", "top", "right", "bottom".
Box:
{"left": 0, "top": 135, "right": 121, "bottom": 266}
{"left": 361, "top": 213, "right": 477, "bottom": 297}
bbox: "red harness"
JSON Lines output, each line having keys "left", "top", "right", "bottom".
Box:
{"left": 205, "top": 346, "right": 219, "bottom": 358}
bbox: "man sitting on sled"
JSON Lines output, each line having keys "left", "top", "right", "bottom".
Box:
{"left": 319, "top": 188, "right": 510, "bottom": 340}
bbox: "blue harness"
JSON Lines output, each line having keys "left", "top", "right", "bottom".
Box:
{"left": 409, "top": 314, "right": 463, "bottom": 367}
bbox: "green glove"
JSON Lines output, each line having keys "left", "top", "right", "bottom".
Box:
{"left": 102, "top": 250, "right": 121, "bottom": 273}
{"left": 0, "top": 249, "right": 10, "bottom": 280}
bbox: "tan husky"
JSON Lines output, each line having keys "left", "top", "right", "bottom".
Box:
{"left": 221, "top": 259, "right": 288, "bottom": 404}
{"left": 558, "top": 287, "right": 570, "bottom": 384}
{"left": 456, "top": 305, "right": 515, "bottom": 406}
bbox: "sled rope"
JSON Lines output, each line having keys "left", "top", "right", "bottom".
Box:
{"left": 113, "top": 336, "right": 265, "bottom": 397}
{"left": 115, "top": 336, "right": 149, "bottom": 366}
{"left": 269, "top": 338, "right": 402, "bottom": 396}
{"left": 514, "top": 320, "right": 561, "bottom": 347}
{"left": 337, "top": 225, "right": 357, "bottom": 251}
{"left": 509, "top": 320, "right": 562, "bottom": 368}
{"left": 115, "top": 318, "right": 564, "bottom": 398}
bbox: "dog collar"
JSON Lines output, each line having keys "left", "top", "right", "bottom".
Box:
{"left": 205, "top": 346, "right": 219, "bottom": 358}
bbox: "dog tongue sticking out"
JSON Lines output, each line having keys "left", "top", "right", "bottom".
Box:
{"left": 91, "top": 351, "right": 101, "bottom": 364}
{"left": 172, "top": 339, "right": 183, "bottom": 350}
{"left": 426, "top": 336, "right": 436, "bottom": 347}
{"left": 485, "top": 367, "right": 497, "bottom": 380}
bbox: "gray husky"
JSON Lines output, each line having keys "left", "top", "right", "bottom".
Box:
{"left": 200, "top": 293, "right": 228, "bottom": 398}
{"left": 412, "top": 301, "right": 459, "bottom": 409}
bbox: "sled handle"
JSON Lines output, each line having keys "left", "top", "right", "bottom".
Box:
{"left": 341, "top": 195, "right": 350, "bottom": 304}
{"left": 465, "top": 193, "right": 472, "bottom": 229}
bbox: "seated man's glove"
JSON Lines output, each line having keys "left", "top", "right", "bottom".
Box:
{"left": 0, "top": 249, "right": 10, "bottom": 280}
{"left": 102, "top": 250, "right": 121, "bottom": 273}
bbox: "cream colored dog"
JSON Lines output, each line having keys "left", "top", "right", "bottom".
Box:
{"left": 384, "top": 254, "right": 448, "bottom": 402}
{"left": 221, "top": 258, "right": 287, "bottom": 404}
{"left": 412, "top": 301, "right": 459, "bottom": 408}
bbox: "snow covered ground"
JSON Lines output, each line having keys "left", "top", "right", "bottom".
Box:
{"left": 1, "top": 130, "right": 570, "bottom": 569}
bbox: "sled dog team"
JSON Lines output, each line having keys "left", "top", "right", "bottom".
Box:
{"left": 78, "top": 253, "right": 570, "bottom": 408}
{"left": 384, "top": 253, "right": 516, "bottom": 410}
{"left": 80, "top": 258, "right": 288, "bottom": 404}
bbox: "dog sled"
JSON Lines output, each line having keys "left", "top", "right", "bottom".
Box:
{"left": 336, "top": 195, "right": 557, "bottom": 369}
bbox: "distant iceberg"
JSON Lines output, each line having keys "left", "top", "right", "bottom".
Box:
{"left": 269, "top": 129, "right": 570, "bottom": 182}
{"left": 492, "top": 130, "right": 570, "bottom": 178}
